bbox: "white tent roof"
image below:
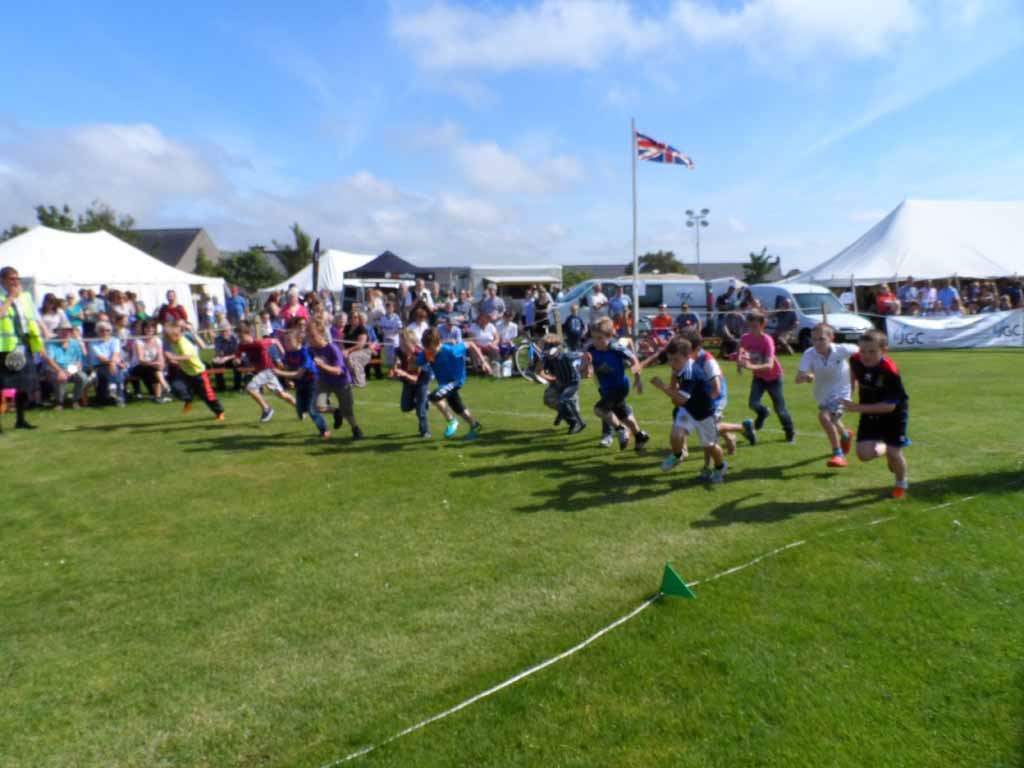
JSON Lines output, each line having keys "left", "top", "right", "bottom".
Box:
{"left": 0, "top": 226, "right": 225, "bottom": 322}
{"left": 792, "top": 199, "right": 1024, "bottom": 287}
{"left": 258, "top": 249, "right": 375, "bottom": 297}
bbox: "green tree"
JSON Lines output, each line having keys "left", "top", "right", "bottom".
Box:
{"left": 216, "top": 248, "right": 281, "bottom": 295}
{"left": 625, "top": 250, "right": 686, "bottom": 275}
{"left": 35, "top": 204, "right": 76, "bottom": 231}
{"left": 194, "top": 247, "right": 220, "bottom": 277}
{"left": 272, "top": 222, "right": 313, "bottom": 276}
{"left": 561, "top": 268, "right": 593, "bottom": 289}
{"left": 33, "top": 202, "right": 137, "bottom": 244}
{"left": 0, "top": 224, "right": 28, "bottom": 243}
{"left": 743, "top": 247, "right": 781, "bottom": 284}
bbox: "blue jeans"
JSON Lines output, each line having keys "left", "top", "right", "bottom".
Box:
{"left": 748, "top": 377, "right": 794, "bottom": 434}
{"left": 401, "top": 376, "right": 430, "bottom": 435}
{"left": 295, "top": 378, "right": 327, "bottom": 433}
{"left": 95, "top": 365, "right": 127, "bottom": 402}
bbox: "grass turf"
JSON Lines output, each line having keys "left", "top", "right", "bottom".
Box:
{"left": 2, "top": 349, "right": 1022, "bottom": 767}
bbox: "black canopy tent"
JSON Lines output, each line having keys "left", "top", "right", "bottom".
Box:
{"left": 345, "top": 250, "right": 434, "bottom": 281}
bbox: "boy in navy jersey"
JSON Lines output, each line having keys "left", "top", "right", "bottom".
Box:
{"left": 842, "top": 330, "right": 910, "bottom": 498}
{"left": 273, "top": 329, "right": 330, "bottom": 438}
{"left": 538, "top": 334, "right": 585, "bottom": 434}
{"left": 651, "top": 338, "right": 727, "bottom": 483}
{"left": 581, "top": 317, "right": 650, "bottom": 452}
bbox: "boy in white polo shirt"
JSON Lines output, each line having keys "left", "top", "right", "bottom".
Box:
{"left": 795, "top": 323, "right": 857, "bottom": 467}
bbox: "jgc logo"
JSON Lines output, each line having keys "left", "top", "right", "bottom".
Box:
{"left": 992, "top": 322, "right": 1022, "bottom": 338}
{"left": 892, "top": 329, "right": 925, "bottom": 345}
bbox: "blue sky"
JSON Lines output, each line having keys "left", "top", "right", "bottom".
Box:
{"left": 2, "top": 0, "right": 1023, "bottom": 271}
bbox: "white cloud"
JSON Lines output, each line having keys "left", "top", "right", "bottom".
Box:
{"left": 671, "top": 0, "right": 920, "bottom": 59}
{"left": 392, "top": 0, "right": 664, "bottom": 71}
{"left": 454, "top": 140, "right": 583, "bottom": 195}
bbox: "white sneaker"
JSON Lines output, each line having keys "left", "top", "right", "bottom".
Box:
{"left": 599, "top": 433, "right": 614, "bottom": 448}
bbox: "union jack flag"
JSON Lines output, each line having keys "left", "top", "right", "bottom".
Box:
{"left": 636, "top": 132, "right": 694, "bottom": 169}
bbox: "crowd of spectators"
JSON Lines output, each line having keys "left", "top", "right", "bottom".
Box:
{"left": 855, "top": 277, "right": 1024, "bottom": 318}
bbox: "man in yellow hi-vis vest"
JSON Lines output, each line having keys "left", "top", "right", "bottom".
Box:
{"left": 1, "top": 266, "right": 49, "bottom": 431}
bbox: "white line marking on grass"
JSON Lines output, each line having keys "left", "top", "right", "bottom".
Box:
{"left": 325, "top": 492, "right": 990, "bottom": 765}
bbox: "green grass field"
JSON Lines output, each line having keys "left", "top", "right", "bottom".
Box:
{"left": 3, "top": 349, "right": 1022, "bottom": 767}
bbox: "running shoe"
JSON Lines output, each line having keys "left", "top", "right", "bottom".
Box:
{"left": 352, "top": 426, "right": 365, "bottom": 441}
{"left": 465, "top": 422, "right": 482, "bottom": 440}
{"left": 214, "top": 412, "right": 225, "bottom": 422}
{"left": 599, "top": 433, "right": 614, "bottom": 448}
{"left": 260, "top": 407, "right": 274, "bottom": 423}
{"left": 617, "top": 428, "right": 630, "bottom": 451}
{"left": 444, "top": 419, "right": 459, "bottom": 438}
{"left": 742, "top": 419, "right": 757, "bottom": 446}
{"left": 634, "top": 430, "right": 651, "bottom": 454}
{"left": 826, "top": 455, "right": 848, "bottom": 468}
{"left": 660, "top": 452, "right": 684, "bottom": 471}
{"left": 567, "top": 420, "right": 586, "bottom": 435}
{"left": 711, "top": 464, "right": 727, "bottom": 484}
{"left": 553, "top": 413, "right": 563, "bottom": 426}
{"left": 785, "top": 431, "right": 796, "bottom": 443}
{"left": 182, "top": 402, "right": 193, "bottom": 414}
{"left": 891, "top": 485, "right": 907, "bottom": 500}
{"left": 839, "top": 430, "right": 852, "bottom": 455}
{"left": 697, "top": 467, "right": 713, "bottom": 483}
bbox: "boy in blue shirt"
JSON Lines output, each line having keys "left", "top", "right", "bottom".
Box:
{"left": 651, "top": 338, "right": 728, "bottom": 483}
{"left": 273, "top": 329, "right": 330, "bottom": 438}
{"left": 581, "top": 317, "right": 650, "bottom": 452}
{"left": 418, "top": 327, "right": 488, "bottom": 439}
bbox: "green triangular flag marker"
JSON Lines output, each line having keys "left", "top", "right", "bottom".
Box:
{"left": 660, "top": 563, "right": 696, "bottom": 599}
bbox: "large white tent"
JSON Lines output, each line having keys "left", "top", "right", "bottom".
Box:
{"left": 0, "top": 226, "right": 225, "bottom": 322}
{"left": 257, "top": 249, "right": 375, "bottom": 299}
{"left": 792, "top": 199, "right": 1024, "bottom": 287}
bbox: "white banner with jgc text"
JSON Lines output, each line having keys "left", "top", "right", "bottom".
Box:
{"left": 886, "top": 310, "right": 1024, "bottom": 349}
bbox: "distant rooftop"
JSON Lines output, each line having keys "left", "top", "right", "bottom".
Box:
{"left": 133, "top": 228, "right": 205, "bottom": 267}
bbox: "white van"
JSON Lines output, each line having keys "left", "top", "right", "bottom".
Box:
{"left": 555, "top": 274, "right": 708, "bottom": 325}
{"left": 747, "top": 282, "right": 874, "bottom": 348}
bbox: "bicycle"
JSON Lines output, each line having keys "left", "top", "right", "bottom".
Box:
{"left": 512, "top": 334, "right": 546, "bottom": 380}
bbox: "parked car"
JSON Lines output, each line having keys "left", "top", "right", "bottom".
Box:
{"left": 747, "top": 282, "right": 874, "bottom": 349}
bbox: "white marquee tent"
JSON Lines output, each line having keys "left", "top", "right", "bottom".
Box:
{"left": 791, "top": 199, "right": 1024, "bottom": 287}
{"left": 0, "top": 226, "right": 225, "bottom": 322}
{"left": 258, "top": 249, "right": 375, "bottom": 299}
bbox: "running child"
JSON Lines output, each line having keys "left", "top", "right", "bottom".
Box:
{"left": 651, "top": 338, "right": 727, "bottom": 483}
{"left": 236, "top": 323, "right": 295, "bottom": 423}
{"left": 273, "top": 329, "right": 330, "bottom": 438}
{"left": 389, "top": 328, "right": 430, "bottom": 438}
{"left": 581, "top": 317, "right": 650, "bottom": 452}
{"left": 308, "top": 321, "right": 363, "bottom": 440}
{"left": 738, "top": 311, "right": 795, "bottom": 443}
{"left": 841, "top": 330, "right": 911, "bottom": 499}
{"left": 537, "top": 333, "right": 586, "bottom": 434}
{"left": 795, "top": 323, "right": 857, "bottom": 467}
{"left": 162, "top": 320, "right": 225, "bottom": 420}
{"left": 417, "top": 327, "right": 488, "bottom": 439}
{"left": 679, "top": 329, "right": 751, "bottom": 457}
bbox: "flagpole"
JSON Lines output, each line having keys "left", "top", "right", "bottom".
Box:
{"left": 631, "top": 118, "right": 639, "bottom": 341}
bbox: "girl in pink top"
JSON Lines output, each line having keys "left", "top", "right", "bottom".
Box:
{"left": 738, "top": 311, "right": 795, "bottom": 443}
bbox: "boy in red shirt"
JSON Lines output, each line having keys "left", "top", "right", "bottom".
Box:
{"left": 842, "top": 330, "right": 911, "bottom": 499}
{"left": 737, "top": 311, "right": 795, "bottom": 443}
{"left": 235, "top": 323, "right": 295, "bottom": 423}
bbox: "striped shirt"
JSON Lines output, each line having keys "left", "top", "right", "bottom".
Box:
{"left": 544, "top": 348, "right": 580, "bottom": 389}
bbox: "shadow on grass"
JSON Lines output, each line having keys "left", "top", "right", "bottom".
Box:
{"left": 693, "top": 468, "right": 1024, "bottom": 528}
{"left": 68, "top": 418, "right": 217, "bottom": 434}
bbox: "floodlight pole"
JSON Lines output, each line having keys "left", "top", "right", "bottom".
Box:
{"left": 685, "top": 208, "right": 710, "bottom": 277}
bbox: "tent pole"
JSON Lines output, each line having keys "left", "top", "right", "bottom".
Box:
{"left": 851, "top": 274, "right": 858, "bottom": 313}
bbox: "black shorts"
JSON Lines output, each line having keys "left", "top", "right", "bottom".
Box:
{"left": 857, "top": 409, "right": 909, "bottom": 448}
{"left": 595, "top": 388, "right": 632, "bottom": 421}
{"left": 429, "top": 381, "right": 466, "bottom": 415}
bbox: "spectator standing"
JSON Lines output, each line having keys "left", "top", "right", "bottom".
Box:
{"left": 377, "top": 300, "right": 403, "bottom": 366}
{"left": 533, "top": 287, "right": 552, "bottom": 336}
{"left": 157, "top": 290, "right": 189, "bottom": 327}
{"left": 897, "top": 277, "right": 918, "bottom": 306}
{"left": 455, "top": 290, "right": 475, "bottom": 324}
{"left": 937, "top": 279, "right": 960, "bottom": 310}
{"left": 608, "top": 286, "right": 627, "bottom": 329}
{"left": 589, "top": 283, "right": 609, "bottom": 326}
{"left": 226, "top": 286, "right": 247, "bottom": 326}
{"left": 916, "top": 280, "right": 937, "bottom": 308}
{"left": 479, "top": 284, "right": 505, "bottom": 320}
{"left": 521, "top": 288, "right": 536, "bottom": 331}
{"left": 773, "top": 298, "right": 798, "bottom": 355}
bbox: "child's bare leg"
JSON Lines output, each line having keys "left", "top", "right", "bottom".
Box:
{"left": 434, "top": 399, "right": 455, "bottom": 421}
{"left": 818, "top": 410, "right": 840, "bottom": 451}
{"left": 459, "top": 407, "right": 476, "bottom": 425}
{"left": 670, "top": 427, "right": 687, "bottom": 456}
{"left": 248, "top": 388, "right": 270, "bottom": 411}
{"left": 622, "top": 414, "right": 642, "bottom": 436}
{"left": 705, "top": 443, "right": 724, "bottom": 467}
{"left": 595, "top": 405, "right": 620, "bottom": 431}
{"left": 856, "top": 441, "right": 886, "bottom": 462}
{"left": 886, "top": 446, "right": 907, "bottom": 482}
{"left": 276, "top": 389, "right": 296, "bottom": 406}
